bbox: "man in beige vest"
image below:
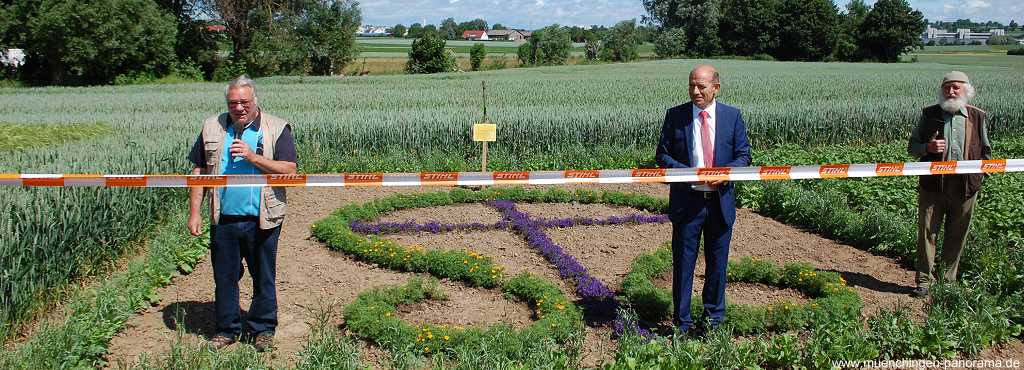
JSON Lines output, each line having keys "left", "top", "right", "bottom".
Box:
{"left": 187, "top": 75, "right": 297, "bottom": 351}
{"left": 907, "top": 71, "right": 992, "bottom": 298}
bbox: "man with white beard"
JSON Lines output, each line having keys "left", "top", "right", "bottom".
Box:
{"left": 907, "top": 71, "right": 992, "bottom": 298}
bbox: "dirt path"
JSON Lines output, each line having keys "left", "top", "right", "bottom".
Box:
{"left": 105, "top": 185, "right": 929, "bottom": 368}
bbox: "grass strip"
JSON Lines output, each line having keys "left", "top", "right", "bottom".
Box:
{"left": 0, "top": 207, "right": 207, "bottom": 369}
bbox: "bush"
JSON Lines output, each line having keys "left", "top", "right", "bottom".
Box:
{"left": 469, "top": 43, "right": 486, "bottom": 71}
{"left": 987, "top": 35, "right": 1017, "bottom": 45}
{"left": 14, "top": 0, "right": 177, "bottom": 85}
{"left": 599, "top": 19, "right": 640, "bottom": 62}
{"left": 406, "top": 31, "right": 457, "bottom": 74}
{"left": 212, "top": 60, "right": 248, "bottom": 82}
{"left": 654, "top": 27, "right": 687, "bottom": 58}
{"left": 1008, "top": 48, "right": 1024, "bottom": 56}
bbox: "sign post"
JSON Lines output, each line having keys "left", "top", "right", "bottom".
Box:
{"left": 472, "top": 81, "right": 496, "bottom": 171}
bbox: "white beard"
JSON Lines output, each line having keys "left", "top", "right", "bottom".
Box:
{"left": 939, "top": 95, "right": 968, "bottom": 113}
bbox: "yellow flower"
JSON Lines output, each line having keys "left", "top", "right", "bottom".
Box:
{"left": 443, "top": 336, "right": 450, "bottom": 341}
{"left": 423, "top": 347, "right": 430, "bottom": 353}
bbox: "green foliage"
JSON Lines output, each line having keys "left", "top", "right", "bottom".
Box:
{"left": 0, "top": 122, "right": 112, "bottom": 152}
{"left": 619, "top": 245, "right": 861, "bottom": 334}
{"left": 299, "top": 0, "right": 362, "bottom": 76}
{"left": 986, "top": 35, "right": 1018, "bottom": 45}
{"left": 13, "top": 0, "right": 178, "bottom": 85}
{"left": 534, "top": 24, "right": 573, "bottom": 65}
{"left": 774, "top": 0, "right": 840, "bottom": 61}
{"left": 857, "top": 0, "right": 926, "bottom": 62}
{"left": 405, "top": 31, "right": 457, "bottom": 74}
{"left": 343, "top": 274, "right": 584, "bottom": 367}
{"left": 1008, "top": 48, "right": 1024, "bottom": 56}
{"left": 868, "top": 304, "right": 924, "bottom": 359}
{"left": 599, "top": 20, "right": 641, "bottom": 62}
{"left": 212, "top": 59, "right": 248, "bottom": 82}
{"left": 718, "top": 0, "right": 780, "bottom": 56}
{"left": 0, "top": 209, "right": 209, "bottom": 369}
{"left": 469, "top": 43, "right": 486, "bottom": 71}
{"left": 391, "top": 24, "right": 407, "bottom": 38}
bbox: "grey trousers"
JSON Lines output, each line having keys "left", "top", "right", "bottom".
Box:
{"left": 915, "top": 183, "right": 978, "bottom": 287}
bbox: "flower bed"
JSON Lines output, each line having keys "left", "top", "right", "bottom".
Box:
{"left": 619, "top": 243, "right": 863, "bottom": 335}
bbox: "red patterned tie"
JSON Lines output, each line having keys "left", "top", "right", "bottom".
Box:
{"left": 699, "top": 110, "right": 713, "bottom": 168}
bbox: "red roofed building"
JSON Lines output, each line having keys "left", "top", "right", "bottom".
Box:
{"left": 462, "top": 30, "right": 489, "bottom": 40}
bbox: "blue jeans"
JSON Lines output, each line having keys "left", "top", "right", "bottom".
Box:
{"left": 211, "top": 216, "right": 280, "bottom": 338}
{"left": 671, "top": 195, "right": 732, "bottom": 332}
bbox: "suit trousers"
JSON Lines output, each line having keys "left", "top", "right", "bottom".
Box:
{"left": 671, "top": 193, "right": 733, "bottom": 332}
{"left": 915, "top": 177, "right": 978, "bottom": 287}
{"left": 211, "top": 216, "right": 281, "bottom": 338}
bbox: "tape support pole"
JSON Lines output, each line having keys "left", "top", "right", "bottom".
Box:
{"left": 1, "top": 159, "right": 1020, "bottom": 188}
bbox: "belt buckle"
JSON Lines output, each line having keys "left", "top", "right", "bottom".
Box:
{"left": 702, "top": 191, "right": 715, "bottom": 199}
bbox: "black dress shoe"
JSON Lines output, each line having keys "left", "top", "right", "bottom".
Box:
{"left": 911, "top": 286, "right": 929, "bottom": 298}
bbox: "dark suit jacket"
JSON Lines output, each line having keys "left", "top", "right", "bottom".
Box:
{"left": 656, "top": 101, "right": 751, "bottom": 225}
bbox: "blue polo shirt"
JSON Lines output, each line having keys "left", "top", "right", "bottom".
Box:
{"left": 219, "top": 122, "right": 263, "bottom": 216}
{"left": 188, "top": 117, "right": 298, "bottom": 217}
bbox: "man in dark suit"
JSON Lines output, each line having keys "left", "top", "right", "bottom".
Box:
{"left": 656, "top": 64, "right": 751, "bottom": 334}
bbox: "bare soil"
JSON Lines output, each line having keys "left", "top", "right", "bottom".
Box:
{"left": 103, "top": 185, "right": 939, "bottom": 369}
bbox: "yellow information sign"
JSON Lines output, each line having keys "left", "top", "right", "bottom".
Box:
{"left": 473, "top": 123, "right": 496, "bottom": 142}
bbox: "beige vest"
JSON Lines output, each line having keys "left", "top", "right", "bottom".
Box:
{"left": 200, "top": 112, "right": 290, "bottom": 229}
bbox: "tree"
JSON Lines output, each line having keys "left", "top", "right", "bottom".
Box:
{"left": 599, "top": 19, "right": 640, "bottom": 62}
{"left": 773, "top": 0, "right": 840, "bottom": 61}
{"left": 535, "top": 24, "right": 572, "bottom": 65}
{"left": 440, "top": 17, "right": 458, "bottom": 40}
{"left": 1010, "top": 20, "right": 1018, "bottom": 29}
{"left": 391, "top": 24, "right": 406, "bottom": 37}
{"left": 643, "top": 0, "right": 721, "bottom": 57}
{"left": 405, "top": 31, "right": 456, "bottom": 73}
{"left": 457, "top": 18, "right": 488, "bottom": 36}
{"left": 423, "top": 24, "right": 437, "bottom": 35}
{"left": 987, "top": 35, "right": 1017, "bottom": 45}
{"left": 16, "top": 0, "right": 177, "bottom": 85}
{"left": 407, "top": 23, "right": 423, "bottom": 38}
{"left": 585, "top": 38, "right": 600, "bottom": 60}
{"left": 857, "top": 0, "right": 924, "bottom": 62}
{"left": 833, "top": 0, "right": 870, "bottom": 61}
{"left": 203, "top": 0, "right": 311, "bottom": 61}
{"left": 718, "top": 0, "right": 779, "bottom": 56}
{"left": 492, "top": 23, "right": 506, "bottom": 30}
{"left": 470, "top": 43, "right": 486, "bottom": 71}
{"left": 298, "top": 0, "right": 361, "bottom": 75}
{"left": 517, "top": 42, "right": 535, "bottom": 65}
{"left": 654, "top": 27, "right": 687, "bottom": 58}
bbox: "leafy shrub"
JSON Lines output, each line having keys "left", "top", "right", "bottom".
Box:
{"left": 406, "top": 32, "right": 456, "bottom": 74}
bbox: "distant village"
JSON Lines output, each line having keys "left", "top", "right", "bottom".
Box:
{"left": 358, "top": 25, "right": 534, "bottom": 41}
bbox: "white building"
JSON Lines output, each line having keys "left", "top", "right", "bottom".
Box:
{"left": 1, "top": 49, "right": 25, "bottom": 67}
{"left": 923, "top": 25, "right": 1007, "bottom": 44}
{"left": 357, "top": 25, "right": 389, "bottom": 37}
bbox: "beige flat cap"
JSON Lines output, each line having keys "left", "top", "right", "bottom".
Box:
{"left": 942, "top": 71, "right": 970, "bottom": 85}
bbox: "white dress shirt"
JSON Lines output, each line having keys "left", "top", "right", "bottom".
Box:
{"left": 691, "top": 100, "right": 717, "bottom": 192}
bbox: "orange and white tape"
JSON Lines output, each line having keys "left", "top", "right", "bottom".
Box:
{"left": 1, "top": 159, "right": 1019, "bottom": 188}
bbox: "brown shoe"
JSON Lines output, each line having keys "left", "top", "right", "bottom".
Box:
{"left": 209, "top": 335, "right": 236, "bottom": 350}
{"left": 253, "top": 333, "right": 275, "bottom": 353}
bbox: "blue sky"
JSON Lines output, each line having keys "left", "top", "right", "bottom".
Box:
{"left": 359, "top": 0, "right": 1023, "bottom": 28}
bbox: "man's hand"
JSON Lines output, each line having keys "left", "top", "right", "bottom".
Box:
{"left": 188, "top": 213, "right": 203, "bottom": 236}
{"left": 229, "top": 139, "right": 255, "bottom": 161}
{"left": 707, "top": 179, "right": 729, "bottom": 186}
{"left": 927, "top": 132, "right": 946, "bottom": 154}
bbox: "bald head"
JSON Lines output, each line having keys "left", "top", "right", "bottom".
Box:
{"left": 688, "top": 64, "right": 721, "bottom": 109}
{"left": 690, "top": 64, "right": 720, "bottom": 84}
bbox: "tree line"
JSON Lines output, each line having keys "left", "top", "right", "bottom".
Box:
{"left": 643, "top": 0, "right": 926, "bottom": 62}
{"left": 0, "top": 0, "right": 361, "bottom": 86}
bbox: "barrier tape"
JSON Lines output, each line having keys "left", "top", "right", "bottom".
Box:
{"left": 1, "top": 159, "right": 1020, "bottom": 188}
